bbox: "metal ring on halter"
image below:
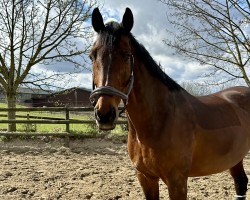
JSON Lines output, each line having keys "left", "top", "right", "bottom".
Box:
{"left": 90, "top": 55, "right": 134, "bottom": 113}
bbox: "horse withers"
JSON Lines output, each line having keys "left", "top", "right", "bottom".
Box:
{"left": 89, "top": 7, "right": 250, "bottom": 200}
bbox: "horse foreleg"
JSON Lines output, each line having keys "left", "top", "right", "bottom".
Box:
{"left": 163, "top": 173, "right": 188, "bottom": 200}
{"left": 230, "top": 160, "right": 248, "bottom": 200}
{"left": 136, "top": 171, "right": 159, "bottom": 200}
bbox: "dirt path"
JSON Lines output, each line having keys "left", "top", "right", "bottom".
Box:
{"left": 0, "top": 137, "right": 249, "bottom": 199}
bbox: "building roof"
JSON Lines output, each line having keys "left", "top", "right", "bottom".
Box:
{"left": 17, "top": 87, "right": 51, "bottom": 95}
{"left": 50, "top": 87, "right": 91, "bottom": 96}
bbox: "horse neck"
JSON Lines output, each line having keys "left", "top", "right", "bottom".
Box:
{"left": 126, "top": 59, "right": 179, "bottom": 132}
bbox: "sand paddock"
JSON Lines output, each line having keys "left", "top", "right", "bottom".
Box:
{"left": 0, "top": 137, "right": 249, "bottom": 199}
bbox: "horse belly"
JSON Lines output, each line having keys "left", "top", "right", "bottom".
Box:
{"left": 190, "top": 127, "right": 250, "bottom": 176}
{"left": 189, "top": 127, "right": 250, "bottom": 176}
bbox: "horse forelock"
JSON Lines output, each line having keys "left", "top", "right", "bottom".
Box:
{"left": 97, "top": 21, "right": 129, "bottom": 50}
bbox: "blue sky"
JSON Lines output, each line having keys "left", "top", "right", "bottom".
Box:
{"left": 95, "top": 1, "right": 210, "bottom": 85}
{"left": 72, "top": 0, "right": 208, "bottom": 90}
{"left": 35, "top": 0, "right": 247, "bottom": 91}
{"left": 34, "top": 0, "right": 206, "bottom": 90}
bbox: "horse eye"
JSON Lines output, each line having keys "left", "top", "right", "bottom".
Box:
{"left": 89, "top": 51, "right": 97, "bottom": 61}
{"left": 89, "top": 55, "right": 93, "bottom": 61}
{"left": 123, "top": 52, "right": 131, "bottom": 61}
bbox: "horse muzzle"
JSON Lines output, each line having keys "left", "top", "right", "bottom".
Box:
{"left": 90, "top": 85, "right": 132, "bottom": 131}
{"left": 94, "top": 103, "right": 118, "bottom": 130}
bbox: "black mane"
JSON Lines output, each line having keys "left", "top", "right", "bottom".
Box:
{"left": 100, "top": 22, "right": 181, "bottom": 91}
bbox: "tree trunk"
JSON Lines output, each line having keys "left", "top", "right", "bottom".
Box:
{"left": 6, "top": 92, "right": 16, "bottom": 132}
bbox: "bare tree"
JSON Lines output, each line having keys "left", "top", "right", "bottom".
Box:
{"left": 160, "top": 0, "right": 250, "bottom": 87}
{"left": 181, "top": 81, "right": 211, "bottom": 96}
{"left": 0, "top": 0, "right": 96, "bottom": 131}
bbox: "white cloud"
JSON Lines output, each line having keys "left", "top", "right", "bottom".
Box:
{"left": 40, "top": 1, "right": 230, "bottom": 91}
{"left": 95, "top": 0, "right": 207, "bottom": 84}
{"left": 30, "top": 64, "right": 92, "bottom": 89}
{"left": 67, "top": 73, "right": 93, "bottom": 89}
{"left": 35, "top": 1, "right": 208, "bottom": 90}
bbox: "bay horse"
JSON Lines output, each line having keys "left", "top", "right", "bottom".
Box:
{"left": 89, "top": 7, "right": 250, "bottom": 200}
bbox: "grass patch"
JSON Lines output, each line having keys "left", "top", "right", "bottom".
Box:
{"left": 0, "top": 103, "right": 128, "bottom": 136}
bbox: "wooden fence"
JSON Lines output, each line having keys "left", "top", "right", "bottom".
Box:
{"left": 0, "top": 107, "right": 127, "bottom": 137}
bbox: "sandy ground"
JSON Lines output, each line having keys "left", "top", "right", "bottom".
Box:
{"left": 0, "top": 137, "right": 250, "bottom": 200}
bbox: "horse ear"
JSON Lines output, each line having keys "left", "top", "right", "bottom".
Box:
{"left": 92, "top": 8, "right": 105, "bottom": 33}
{"left": 122, "top": 8, "right": 134, "bottom": 32}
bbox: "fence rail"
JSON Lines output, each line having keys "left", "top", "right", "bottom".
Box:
{"left": 0, "top": 107, "right": 94, "bottom": 112}
{"left": 0, "top": 107, "right": 127, "bottom": 136}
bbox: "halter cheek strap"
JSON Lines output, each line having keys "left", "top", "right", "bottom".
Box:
{"left": 89, "top": 55, "right": 134, "bottom": 111}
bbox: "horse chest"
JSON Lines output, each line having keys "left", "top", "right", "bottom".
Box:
{"left": 128, "top": 138, "right": 164, "bottom": 177}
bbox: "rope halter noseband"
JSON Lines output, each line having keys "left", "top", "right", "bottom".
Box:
{"left": 89, "top": 55, "right": 134, "bottom": 112}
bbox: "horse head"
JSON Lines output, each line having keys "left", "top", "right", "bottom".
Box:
{"left": 90, "top": 8, "right": 134, "bottom": 130}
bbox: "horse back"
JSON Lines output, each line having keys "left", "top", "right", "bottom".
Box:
{"left": 214, "top": 86, "right": 250, "bottom": 112}
{"left": 190, "top": 86, "right": 250, "bottom": 130}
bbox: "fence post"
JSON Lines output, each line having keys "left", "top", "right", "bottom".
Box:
{"left": 65, "top": 107, "right": 70, "bottom": 133}
{"left": 27, "top": 114, "right": 30, "bottom": 132}
{"left": 64, "top": 107, "right": 70, "bottom": 147}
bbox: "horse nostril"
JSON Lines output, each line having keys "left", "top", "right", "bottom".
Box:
{"left": 110, "top": 107, "right": 116, "bottom": 121}
{"left": 95, "top": 107, "right": 116, "bottom": 124}
{"left": 94, "top": 108, "right": 101, "bottom": 122}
